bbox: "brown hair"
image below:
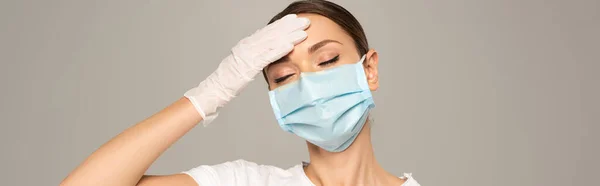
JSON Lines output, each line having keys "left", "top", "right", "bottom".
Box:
{"left": 263, "top": 0, "right": 369, "bottom": 83}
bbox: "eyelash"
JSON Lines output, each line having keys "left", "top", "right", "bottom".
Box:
{"left": 274, "top": 74, "right": 293, "bottom": 84}
{"left": 319, "top": 55, "right": 339, "bottom": 67}
{"left": 273, "top": 55, "right": 340, "bottom": 84}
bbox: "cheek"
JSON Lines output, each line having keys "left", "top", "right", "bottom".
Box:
{"left": 339, "top": 52, "right": 362, "bottom": 66}
{"left": 327, "top": 47, "right": 361, "bottom": 66}
{"left": 345, "top": 48, "right": 362, "bottom": 62}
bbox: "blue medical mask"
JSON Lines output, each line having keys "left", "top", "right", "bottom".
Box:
{"left": 268, "top": 55, "right": 375, "bottom": 152}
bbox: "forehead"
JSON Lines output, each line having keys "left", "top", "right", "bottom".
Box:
{"left": 292, "top": 13, "right": 355, "bottom": 54}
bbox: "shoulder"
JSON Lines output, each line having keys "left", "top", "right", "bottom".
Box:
{"left": 182, "top": 159, "right": 305, "bottom": 186}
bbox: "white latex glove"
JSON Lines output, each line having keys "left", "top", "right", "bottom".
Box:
{"left": 185, "top": 14, "right": 310, "bottom": 125}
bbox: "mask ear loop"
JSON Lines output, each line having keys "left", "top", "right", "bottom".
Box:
{"left": 365, "top": 52, "right": 376, "bottom": 129}
{"left": 358, "top": 54, "right": 367, "bottom": 64}
{"left": 357, "top": 54, "right": 373, "bottom": 129}
{"left": 365, "top": 50, "right": 375, "bottom": 128}
{"left": 367, "top": 113, "right": 375, "bottom": 128}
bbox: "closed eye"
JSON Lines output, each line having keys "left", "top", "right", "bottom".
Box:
{"left": 274, "top": 74, "right": 294, "bottom": 84}
{"left": 319, "top": 55, "right": 339, "bottom": 67}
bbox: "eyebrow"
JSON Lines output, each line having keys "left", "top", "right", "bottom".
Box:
{"left": 309, "top": 39, "right": 343, "bottom": 54}
{"left": 265, "top": 39, "right": 343, "bottom": 72}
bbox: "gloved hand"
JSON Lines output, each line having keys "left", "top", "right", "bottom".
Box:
{"left": 185, "top": 14, "right": 310, "bottom": 125}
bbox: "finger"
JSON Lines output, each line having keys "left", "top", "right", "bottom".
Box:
{"left": 257, "top": 18, "right": 309, "bottom": 45}
{"left": 255, "top": 31, "right": 306, "bottom": 66}
{"left": 257, "top": 16, "right": 310, "bottom": 41}
{"left": 260, "top": 41, "right": 294, "bottom": 64}
{"left": 284, "top": 17, "right": 310, "bottom": 32}
{"left": 266, "top": 17, "right": 310, "bottom": 39}
{"left": 285, "top": 30, "right": 308, "bottom": 45}
{"left": 253, "top": 14, "right": 298, "bottom": 38}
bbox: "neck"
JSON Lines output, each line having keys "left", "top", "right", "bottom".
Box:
{"left": 304, "top": 122, "right": 399, "bottom": 186}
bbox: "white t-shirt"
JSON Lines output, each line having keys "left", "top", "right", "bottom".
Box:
{"left": 182, "top": 159, "right": 420, "bottom": 186}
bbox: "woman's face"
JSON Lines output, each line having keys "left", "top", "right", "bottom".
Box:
{"left": 265, "top": 14, "right": 379, "bottom": 90}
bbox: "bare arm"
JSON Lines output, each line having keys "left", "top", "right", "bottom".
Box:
{"left": 60, "top": 14, "right": 309, "bottom": 186}
{"left": 137, "top": 174, "right": 197, "bottom": 186}
{"left": 61, "top": 97, "right": 200, "bottom": 186}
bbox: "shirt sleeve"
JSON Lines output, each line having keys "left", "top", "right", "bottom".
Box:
{"left": 181, "top": 159, "right": 262, "bottom": 186}
{"left": 401, "top": 173, "right": 421, "bottom": 186}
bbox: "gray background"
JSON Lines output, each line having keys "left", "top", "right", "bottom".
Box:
{"left": 1, "top": 0, "right": 598, "bottom": 185}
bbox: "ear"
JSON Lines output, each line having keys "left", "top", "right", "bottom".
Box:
{"left": 363, "top": 49, "right": 379, "bottom": 91}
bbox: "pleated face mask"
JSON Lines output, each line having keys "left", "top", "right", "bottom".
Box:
{"left": 268, "top": 55, "right": 375, "bottom": 152}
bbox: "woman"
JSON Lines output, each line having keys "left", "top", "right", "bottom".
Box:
{"left": 61, "top": 0, "right": 419, "bottom": 185}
